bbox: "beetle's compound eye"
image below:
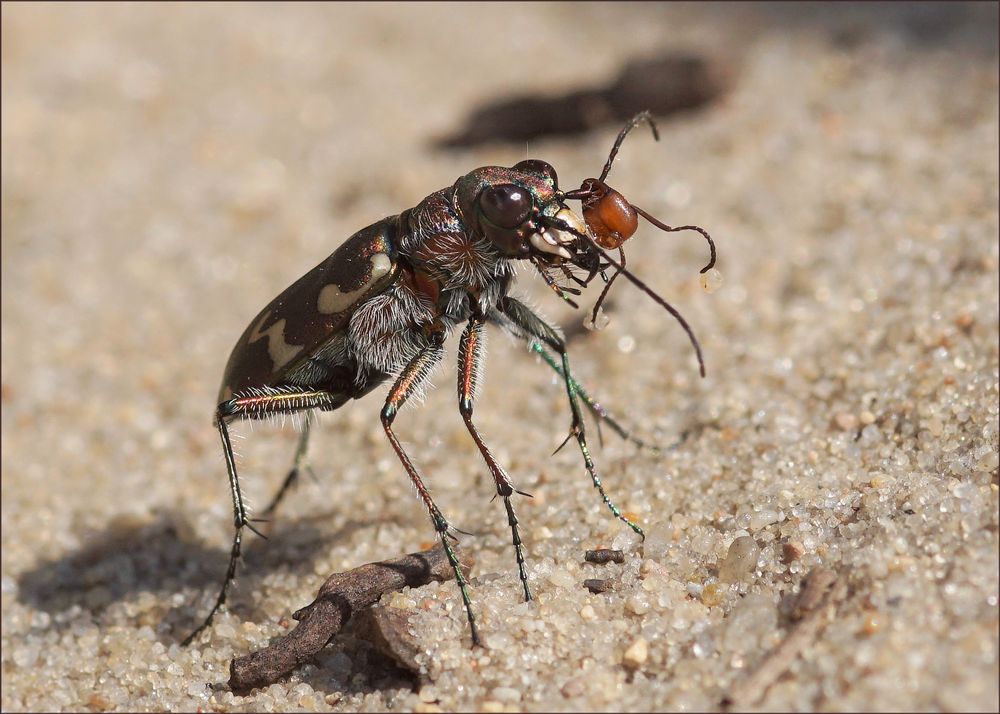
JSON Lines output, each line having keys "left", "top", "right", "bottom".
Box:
{"left": 513, "top": 159, "right": 558, "bottom": 188}
{"left": 479, "top": 183, "right": 532, "bottom": 229}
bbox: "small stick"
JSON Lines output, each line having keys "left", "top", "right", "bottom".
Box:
{"left": 585, "top": 548, "right": 625, "bottom": 565}
{"left": 584, "top": 578, "right": 614, "bottom": 594}
{"left": 721, "top": 568, "right": 847, "bottom": 710}
{"left": 228, "top": 544, "right": 466, "bottom": 692}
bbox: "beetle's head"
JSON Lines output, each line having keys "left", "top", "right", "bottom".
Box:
{"left": 454, "top": 112, "right": 718, "bottom": 381}
{"left": 453, "top": 160, "right": 594, "bottom": 267}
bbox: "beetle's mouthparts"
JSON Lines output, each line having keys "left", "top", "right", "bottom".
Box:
{"left": 529, "top": 207, "right": 587, "bottom": 260}
{"left": 529, "top": 230, "right": 572, "bottom": 259}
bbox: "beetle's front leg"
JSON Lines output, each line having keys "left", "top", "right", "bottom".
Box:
{"left": 525, "top": 341, "right": 672, "bottom": 454}
{"left": 457, "top": 314, "right": 532, "bottom": 602}
{"left": 490, "top": 300, "right": 665, "bottom": 451}
{"left": 494, "top": 297, "right": 644, "bottom": 538}
{"left": 380, "top": 333, "right": 482, "bottom": 646}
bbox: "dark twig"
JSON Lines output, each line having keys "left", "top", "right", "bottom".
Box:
{"left": 584, "top": 549, "right": 626, "bottom": 565}
{"left": 228, "top": 544, "right": 467, "bottom": 693}
{"left": 584, "top": 578, "right": 614, "bottom": 594}
{"left": 721, "top": 568, "right": 848, "bottom": 710}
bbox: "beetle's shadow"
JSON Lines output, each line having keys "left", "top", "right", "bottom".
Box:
{"left": 433, "top": 53, "right": 729, "bottom": 148}
{"left": 15, "top": 508, "right": 378, "bottom": 645}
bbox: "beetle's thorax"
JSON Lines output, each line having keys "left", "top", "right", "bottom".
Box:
{"left": 398, "top": 188, "right": 517, "bottom": 318}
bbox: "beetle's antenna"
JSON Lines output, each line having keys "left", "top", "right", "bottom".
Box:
{"left": 599, "top": 111, "right": 659, "bottom": 183}
{"left": 540, "top": 215, "right": 706, "bottom": 378}
{"left": 592, "top": 239, "right": 705, "bottom": 377}
{"left": 632, "top": 205, "right": 717, "bottom": 274}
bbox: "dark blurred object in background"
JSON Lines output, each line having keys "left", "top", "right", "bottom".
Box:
{"left": 435, "top": 54, "right": 731, "bottom": 148}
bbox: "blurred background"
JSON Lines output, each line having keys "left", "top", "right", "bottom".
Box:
{"left": 2, "top": 3, "right": 997, "bottom": 712}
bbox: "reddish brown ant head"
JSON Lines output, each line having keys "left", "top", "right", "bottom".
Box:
{"left": 558, "top": 111, "right": 719, "bottom": 378}
{"left": 577, "top": 177, "right": 639, "bottom": 250}
{"left": 563, "top": 111, "right": 717, "bottom": 275}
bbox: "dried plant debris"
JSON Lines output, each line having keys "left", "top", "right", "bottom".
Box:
{"left": 351, "top": 605, "right": 427, "bottom": 676}
{"left": 228, "top": 545, "right": 467, "bottom": 693}
{"left": 721, "top": 568, "right": 849, "bottom": 710}
{"left": 584, "top": 578, "right": 615, "bottom": 594}
{"left": 584, "top": 549, "right": 626, "bottom": 565}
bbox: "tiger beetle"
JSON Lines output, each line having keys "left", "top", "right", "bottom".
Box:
{"left": 184, "top": 111, "right": 716, "bottom": 647}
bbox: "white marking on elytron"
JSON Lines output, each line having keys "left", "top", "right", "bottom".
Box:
{"left": 317, "top": 253, "right": 392, "bottom": 314}
{"left": 247, "top": 311, "right": 303, "bottom": 370}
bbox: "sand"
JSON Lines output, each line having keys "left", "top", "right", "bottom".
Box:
{"left": 2, "top": 3, "right": 997, "bottom": 712}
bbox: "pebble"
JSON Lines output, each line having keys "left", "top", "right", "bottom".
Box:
{"left": 561, "top": 676, "right": 587, "bottom": 698}
{"left": 702, "top": 582, "right": 726, "bottom": 606}
{"left": 548, "top": 568, "right": 577, "bottom": 589}
{"left": 749, "top": 509, "right": 780, "bottom": 531}
{"left": 490, "top": 687, "right": 521, "bottom": 703}
{"left": 414, "top": 704, "right": 443, "bottom": 714}
{"left": 626, "top": 593, "right": 651, "bottom": 615}
{"left": 623, "top": 637, "right": 649, "bottom": 668}
{"left": 719, "top": 536, "right": 760, "bottom": 583}
{"left": 862, "top": 610, "right": 885, "bottom": 636}
{"left": 834, "top": 412, "right": 859, "bottom": 431}
{"left": 782, "top": 541, "right": 806, "bottom": 563}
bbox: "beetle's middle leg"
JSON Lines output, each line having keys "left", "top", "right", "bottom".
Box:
{"left": 380, "top": 335, "right": 482, "bottom": 646}
{"left": 184, "top": 387, "right": 346, "bottom": 646}
{"left": 458, "top": 315, "right": 532, "bottom": 603}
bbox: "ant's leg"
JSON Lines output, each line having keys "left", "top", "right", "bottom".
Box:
{"left": 457, "top": 316, "right": 532, "bottom": 602}
{"left": 380, "top": 336, "right": 481, "bottom": 646}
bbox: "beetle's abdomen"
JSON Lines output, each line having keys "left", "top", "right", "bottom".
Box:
{"left": 218, "top": 218, "right": 401, "bottom": 403}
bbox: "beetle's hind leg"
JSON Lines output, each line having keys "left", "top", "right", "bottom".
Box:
{"left": 183, "top": 387, "right": 346, "bottom": 646}
{"left": 261, "top": 417, "right": 315, "bottom": 518}
{"left": 379, "top": 335, "right": 482, "bottom": 646}
{"left": 458, "top": 316, "right": 532, "bottom": 602}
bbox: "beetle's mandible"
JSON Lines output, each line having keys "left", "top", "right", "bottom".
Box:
{"left": 184, "top": 111, "right": 717, "bottom": 647}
